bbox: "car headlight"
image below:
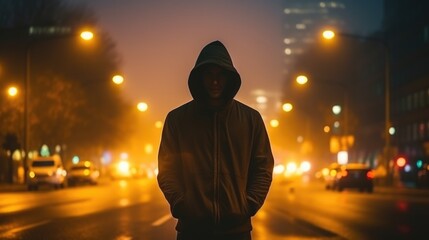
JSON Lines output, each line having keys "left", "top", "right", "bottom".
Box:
{"left": 55, "top": 168, "right": 67, "bottom": 177}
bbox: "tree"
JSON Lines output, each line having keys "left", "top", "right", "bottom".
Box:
{"left": 0, "top": 0, "right": 132, "bottom": 162}
{"left": 1, "top": 133, "right": 21, "bottom": 183}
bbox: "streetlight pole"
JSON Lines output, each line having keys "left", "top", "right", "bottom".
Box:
{"left": 323, "top": 30, "right": 391, "bottom": 184}
{"left": 23, "top": 41, "right": 30, "bottom": 181}
{"left": 22, "top": 26, "right": 94, "bottom": 182}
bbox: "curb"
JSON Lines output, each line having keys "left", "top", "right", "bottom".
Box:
{"left": 0, "top": 183, "right": 27, "bottom": 193}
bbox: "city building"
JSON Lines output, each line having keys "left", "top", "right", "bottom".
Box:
{"left": 385, "top": 1, "right": 429, "bottom": 182}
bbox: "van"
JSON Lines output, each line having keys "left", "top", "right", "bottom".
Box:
{"left": 27, "top": 155, "right": 67, "bottom": 190}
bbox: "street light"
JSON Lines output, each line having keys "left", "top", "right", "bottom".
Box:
{"left": 296, "top": 75, "right": 308, "bottom": 85}
{"left": 80, "top": 31, "right": 94, "bottom": 41}
{"left": 270, "top": 119, "right": 280, "bottom": 128}
{"left": 112, "top": 74, "right": 124, "bottom": 85}
{"left": 7, "top": 86, "right": 18, "bottom": 97}
{"left": 322, "top": 29, "right": 391, "bottom": 184}
{"left": 282, "top": 102, "right": 293, "bottom": 112}
{"left": 137, "top": 102, "right": 148, "bottom": 112}
{"left": 322, "top": 30, "right": 335, "bottom": 40}
{"left": 23, "top": 27, "right": 94, "bottom": 181}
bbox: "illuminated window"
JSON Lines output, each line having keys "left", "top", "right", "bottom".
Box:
{"left": 296, "top": 23, "right": 306, "bottom": 30}
{"left": 284, "top": 38, "right": 294, "bottom": 44}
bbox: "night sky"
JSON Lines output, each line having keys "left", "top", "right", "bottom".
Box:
{"left": 69, "top": 0, "right": 383, "bottom": 122}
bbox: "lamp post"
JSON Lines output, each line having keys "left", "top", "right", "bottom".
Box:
{"left": 322, "top": 29, "right": 391, "bottom": 184}
{"left": 23, "top": 26, "right": 93, "bottom": 181}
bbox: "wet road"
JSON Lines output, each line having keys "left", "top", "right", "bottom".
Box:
{"left": 1, "top": 177, "right": 428, "bottom": 239}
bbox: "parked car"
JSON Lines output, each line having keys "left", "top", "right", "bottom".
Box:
{"left": 320, "top": 163, "right": 341, "bottom": 184}
{"left": 27, "top": 155, "right": 67, "bottom": 191}
{"left": 67, "top": 161, "right": 100, "bottom": 186}
{"left": 325, "top": 163, "right": 374, "bottom": 193}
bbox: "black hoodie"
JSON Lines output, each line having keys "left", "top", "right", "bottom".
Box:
{"left": 157, "top": 40, "right": 274, "bottom": 235}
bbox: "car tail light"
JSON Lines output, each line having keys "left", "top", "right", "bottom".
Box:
{"left": 367, "top": 170, "right": 375, "bottom": 179}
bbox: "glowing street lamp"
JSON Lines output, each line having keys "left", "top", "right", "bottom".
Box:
{"left": 332, "top": 105, "right": 341, "bottom": 115}
{"left": 7, "top": 86, "right": 18, "bottom": 97}
{"left": 296, "top": 75, "right": 308, "bottom": 85}
{"left": 137, "top": 102, "right": 148, "bottom": 112}
{"left": 270, "top": 119, "right": 279, "bottom": 128}
{"left": 322, "top": 30, "right": 335, "bottom": 40}
{"left": 323, "top": 125, "right": 331, "bottom": 133}
{"left": 80, "top": 31, "right": 94, "bottom": 41}
{"left": 282, "top": 102, "right": 293, "bottom": 112}
{"left": 112, "top": 75, "right": 124, "bottom": 85}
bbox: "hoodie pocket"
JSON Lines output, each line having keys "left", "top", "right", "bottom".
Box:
{"left": 246, "top": 195, "right": 260, "bottom": 217}
{"left": 171, "top": 200, "right": 187, "bottom": 219}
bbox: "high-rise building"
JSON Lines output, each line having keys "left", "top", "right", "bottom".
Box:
{"left": 281, "top": 0, "right": 347, "bottom": 78}
{"left": 385, "top": 0, "right": 429, "bottom": 184}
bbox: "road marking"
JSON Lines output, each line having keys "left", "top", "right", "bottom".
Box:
{"left": 0, "top": 220, "right": 50, "bottom": 237}
{"left": 152, "top": 214, "right": 171, "bottom": 226}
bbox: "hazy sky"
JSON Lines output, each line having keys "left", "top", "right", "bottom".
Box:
{"left": 70, "top": 0, "right": 382, "bottom": 122}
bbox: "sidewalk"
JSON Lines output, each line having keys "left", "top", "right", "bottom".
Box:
{"left": 0, "top": 183, "right": 27, "bottom": 193}
{"left": 0, "top": 177, "right": 112, "bottom": 193}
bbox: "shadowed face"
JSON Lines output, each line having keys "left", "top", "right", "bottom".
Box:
{"left": 202, "top": 64, "right": 227, "bottom": 99}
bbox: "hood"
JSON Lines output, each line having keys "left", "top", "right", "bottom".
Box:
{"left": 188, "top": 40, "right": 241, "bottom": 105}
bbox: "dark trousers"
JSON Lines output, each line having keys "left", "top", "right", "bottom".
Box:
{"left": 177, "top": 231, "right": 251, "bottom": 240}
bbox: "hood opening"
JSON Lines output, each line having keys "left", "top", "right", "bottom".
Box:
{"left": 188, "top": 41, "right": 241, "bottom": 106}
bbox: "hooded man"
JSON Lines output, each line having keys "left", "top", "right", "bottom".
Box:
{"left": 157, "top": 40, "right": 274, "bottom": 240}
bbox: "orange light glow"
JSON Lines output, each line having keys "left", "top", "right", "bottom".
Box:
{"left": 367, "top": 170, "right": 375, "bottom": 179}
{"left": 396, "top": 157, "right": 406, "bottom": 167}
{"left": 322, "top": 30, "right": 335, "bottom": 40}
{"left": 80, "top": 31, "right": 94, "bottom": 41}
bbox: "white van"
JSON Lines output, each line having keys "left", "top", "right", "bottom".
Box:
{"left": 27, "top": 155, "right": 67, "bottom": 190}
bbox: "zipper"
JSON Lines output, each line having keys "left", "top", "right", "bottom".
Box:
{"left": 213, "top": 112, "right": 220, "bottom": 225}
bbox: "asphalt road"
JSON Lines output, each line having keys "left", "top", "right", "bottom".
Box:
{"left": 1, "top": 177, "right": 429, "bottom": 239}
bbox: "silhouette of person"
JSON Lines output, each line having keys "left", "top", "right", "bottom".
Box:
{"left": 157, "top": 40, "right": 274, "bottom": 240}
